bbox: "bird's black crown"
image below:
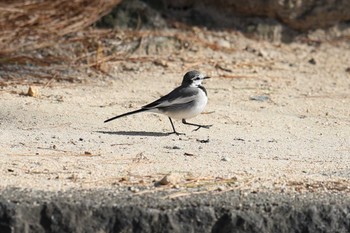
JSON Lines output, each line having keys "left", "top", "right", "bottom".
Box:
{"left": 182, "top": 70, "right": 202, "bottom": 85}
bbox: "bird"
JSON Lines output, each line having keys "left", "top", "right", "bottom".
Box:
{"left": 104, "top": 70, "right": 212, "bottom": 135}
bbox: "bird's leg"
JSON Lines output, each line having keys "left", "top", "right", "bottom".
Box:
{"left": 168, "top": 117, "right": 185, "bottom": 135}
{"left": 182, "top": 119, "right": 213, "bottom": 131}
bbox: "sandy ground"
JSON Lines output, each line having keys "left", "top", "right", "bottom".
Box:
{"left": 0, "top": 29, "right": 349, "bottom": 194}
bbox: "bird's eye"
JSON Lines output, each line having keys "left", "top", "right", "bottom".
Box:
{"left": 194, "top": 77, "right": 200, "bottom": 80}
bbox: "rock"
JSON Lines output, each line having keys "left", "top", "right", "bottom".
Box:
{"left": 152, "top": 0, "right": 350, "bottom": 31}
{"left": 221, "top": 157, "right": 230, "bottom": 162}
{"left": 128, "top": 187, "right": 140, "bottom": 193}
{"left": 308, "top": 58, "right": 316, "bottom": 65}
{"left": 157, "top": 173, "right": 182, "bottom": 185}
{"left": 27, "top": 86, "right": 38, "bottom": 97}
{"left": 1, "top": 188, "right": 350, "bottom": 232}
{"left": 249, "top": 95, "right": 270, "bottom": 102}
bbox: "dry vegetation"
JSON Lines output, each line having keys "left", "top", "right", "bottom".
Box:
{"left": 0, "top": 0, "right": 242, "bottom": 86}
{"left": 0, "top": 0, "right": 125, "bottom": 86}
{"left": 0, "top": 0, "right": 121, "bottom": 55}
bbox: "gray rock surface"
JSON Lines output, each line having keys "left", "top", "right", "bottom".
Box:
{"left": 97, "top": 0, "right": 350, "bottom": 42}
{"left": 147, "top": 0, "right": 350, "bottom": 31}
{"left": 1, "top": 188, "right": 350, "bottom": 233}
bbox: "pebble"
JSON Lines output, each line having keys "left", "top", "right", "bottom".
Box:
{"left": 221, "top": 157, "right": 230, "bottom": 162}
{"left": 128, "top": 187, "right": 139, "bottom": 193}
{"left": 158, "top": 173, "right": 182, "bottom": 185}
{"left": 249, "top": 95, "right": 270, "bottom": 102}
{"left": 27, "top": 86, "right": 38, "bottom": 97}
{"left": 217, "top": 186, "right": 226, "bottom": 191}
{"left": 216, "top": 39, "right": 231, "bottom": 48}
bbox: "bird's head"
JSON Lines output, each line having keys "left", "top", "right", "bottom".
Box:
{"left": 181, "top": 70, "right": 210, "bottom": 87}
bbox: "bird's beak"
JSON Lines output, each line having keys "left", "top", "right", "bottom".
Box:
{"left": 203, "top": 76, "right": 211, "bottom": 80}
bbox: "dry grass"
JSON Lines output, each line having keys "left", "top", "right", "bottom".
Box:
{"left": 0, "top": 1, "right": 247, "bottom": 86}
{"left": 0, "top": 0, "right": 121, "bottom": 56}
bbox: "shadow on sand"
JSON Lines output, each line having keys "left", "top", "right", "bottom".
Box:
{"left": 95, "top": 130, "right": 171, "bottom": 137}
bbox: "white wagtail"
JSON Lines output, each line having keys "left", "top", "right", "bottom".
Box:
{"left": 104, "top": 70, "right": 212, "bottom": 135}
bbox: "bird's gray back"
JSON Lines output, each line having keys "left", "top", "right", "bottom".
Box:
{"left": 142, "top": 85, "right": 200, "bottom": 110}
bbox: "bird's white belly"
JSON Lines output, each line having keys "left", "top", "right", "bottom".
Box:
{"left": 164, "top": 90, "right": 208, "bottom": 120}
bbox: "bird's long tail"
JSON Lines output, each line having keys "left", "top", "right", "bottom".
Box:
{"left": 104, "top": 108, "right": 148, "bottom": 123}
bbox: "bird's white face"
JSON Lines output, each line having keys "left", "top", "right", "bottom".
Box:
{"left": 190, "top": 73, "right": 209, "bottom": 87}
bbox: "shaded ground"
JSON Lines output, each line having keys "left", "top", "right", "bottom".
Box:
{"left": 1, "top": 188, "right": 350, "bottom": 233}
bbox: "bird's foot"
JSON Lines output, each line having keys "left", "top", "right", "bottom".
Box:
{"left": 192, "top": 124, "right": 213, "bottom": 131}
{"left": 182, "top": 120, "right": 213, "bottom": 132}
{"left": 168, "top": 131, "right": 186, "bottom": 136}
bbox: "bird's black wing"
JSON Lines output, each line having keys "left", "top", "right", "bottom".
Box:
{"left": 142, "top": 86, "right": 198, "bottom": 110}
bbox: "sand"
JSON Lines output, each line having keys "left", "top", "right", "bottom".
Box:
{"left": 0, "top": 29, "right": 349, "bottom": 194}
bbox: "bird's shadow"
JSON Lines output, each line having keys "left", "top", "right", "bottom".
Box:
{"left": 95, "top": 130, "right": 170, "bottom": 137}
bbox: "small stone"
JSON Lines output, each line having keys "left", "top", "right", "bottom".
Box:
{"left": 221, "top": 157, "right": 230, "bottom": 162}
{"left": 249, "top": 95, "right": 270, "bottom": 102}
{"left": 196, "top": 138, "right": 210, "bottom": 143}
{"left": 27, "top": 86, "right": 38, "bottom": 97}
{"left": 216, "top": 39, "right": 231, "bottom": 48}
{"left": 154, "top": 60, "right": 168, "bottom": 67}
{"left": 68, "top": 174, "right": 78, "bottom": 181}
{"left": 234, "top": 138, "right": 245, "bottom": 141}
{"left": 119, "top": 177, "right": 129, "bottom": 182}
{"left": 158, "top": 173, "right": 182, "bottom": 185}
{"left": 164, "top": 146, "right": 181, "bottom": 150}
{"left": 217, "top": 186, "right": 226, "bottom": 191}
{"left": 128, "top": 187, "right": 139, "bottom": 193}
{"left": 308, "top": 58, "right": 316, "bottom": 65}
{"left": 184, "top": 152, "right": 195, "bottom": 156}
